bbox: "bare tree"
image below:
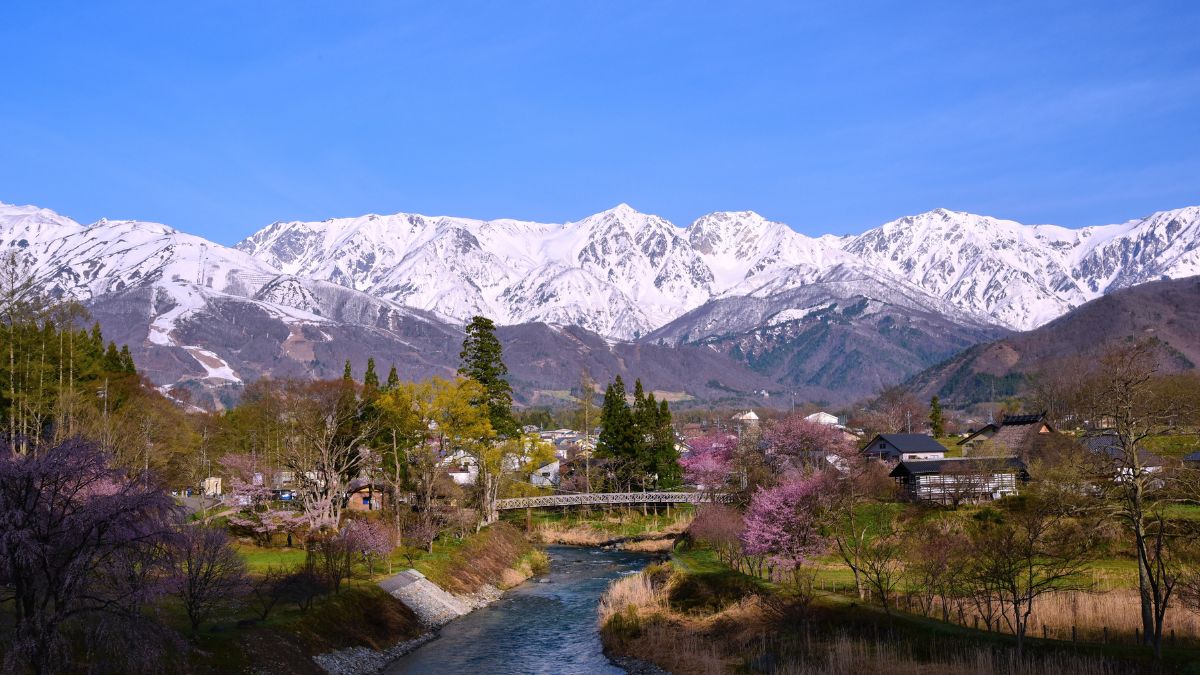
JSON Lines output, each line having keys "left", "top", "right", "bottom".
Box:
{"left": 1077, "top": 340, "right": 1200, "bottom": 657}
{"left": 960, "top": 500, "right": 1096, "bottom": 656}
{"left": 818, "top": 452, "right": 896, "bottom": 600}
{"left": 280, "top": 379, "right": 377, "bottom": 529}
{"left": 171, "top": 523, "right": 249, "bottom": 636}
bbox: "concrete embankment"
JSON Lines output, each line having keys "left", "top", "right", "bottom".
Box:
{"left": 381, "top": 569, "right": 504, "bottom": 627}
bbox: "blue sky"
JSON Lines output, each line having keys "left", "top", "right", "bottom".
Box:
{"left": 2, "top": 1, "right": 1198, "bottom": 244}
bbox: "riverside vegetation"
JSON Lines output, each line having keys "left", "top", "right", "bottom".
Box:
{"left": 597, "top": 342, "right": 1200, "bottom": 673}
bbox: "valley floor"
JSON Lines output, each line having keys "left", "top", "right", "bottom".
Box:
{"left": 598, "top": 545, "right": 1200, "bottom": 675}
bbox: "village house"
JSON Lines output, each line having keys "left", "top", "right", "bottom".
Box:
{"left": 958, "top": 413, "right": 1054, "bottom": 454}
{"left": 732, "top": 410, "right": 760, "bottom": 435}
{"left": 804, "top": 411, "right": 840, "bottom": 427}
{"left": 890, "top": 456, "right": 1027, "bottom": 504}
{"left": 861, "top": 433, "right": 946, "bottom": 464}
{"left": 530, "top": 459, "right": 561, "bottom": 487}
{"left": 345, "top": 478, "right": 385, "bottom": 512}
{"left": 1083, "top": 434, "right": 1167, "bottom": 477}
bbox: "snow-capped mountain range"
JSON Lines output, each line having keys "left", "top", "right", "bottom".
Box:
{"left": 237, "top": 202, "right": 1200, "bottom": 337}
{"left": 4, "top": 197, "right": 1199, "bottom": 404}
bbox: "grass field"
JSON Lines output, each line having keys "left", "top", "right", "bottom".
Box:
{"left": 601, "top": 542, "right": 1200, "bottom": 674}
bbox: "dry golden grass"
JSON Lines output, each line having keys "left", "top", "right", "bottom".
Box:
{"left": 599, "top": 564, "right": 1155, "bottom": 675}
{"left": 1025, "top": 590, "right": 1200, "bottom": 643}
{"left": 767, "top": 635, "right": 1129, "bottom": 675}
{"left": 499, "top": 568, "right": 528, "bottom": 588}
{"left": 598, "top": 571, "right": 665, "bottom": 626}
{"left": 536, "top": 522, "right": 610, "bottom": 545}
{"left": 620, "top": 538, "right": 676, "bottom": 552}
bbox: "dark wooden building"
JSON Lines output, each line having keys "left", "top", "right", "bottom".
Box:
{"left": 889, "top": 456, "right": 1027, "bottom": 504}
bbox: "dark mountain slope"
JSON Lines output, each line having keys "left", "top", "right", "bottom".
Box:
{"left": 907, "top": 276, "right": 1200, "bottom": 405}
{"left": 644, "top": 282, "right": 1006, "bottom": 404}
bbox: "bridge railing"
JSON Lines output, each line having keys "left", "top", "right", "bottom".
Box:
{"left": 494, "top": 491, "right": 731, "bottom": 511}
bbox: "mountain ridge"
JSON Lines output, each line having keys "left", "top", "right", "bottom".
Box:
{"left": 6, "top": 197, "right": 1200, "bottom": 406}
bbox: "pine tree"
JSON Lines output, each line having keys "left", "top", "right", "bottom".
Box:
{"left": 458, "top": 316, "right": 516, "bottom": 437}
{"left": 364, "top": 357, "right": 379, "bottom": 390}
{"left": 385, "top": 365, "right": 399, "bottom": 390}
{"left": 651, "top": 398, "right": 680, "bottom": 488}
{"left": 90, "top": 323, "right": 104, "bottom": 354}
{"left": 103, "top": 342, "right": 122, "bottom": 373}
{"left": 118, "top": 345, "right": 136, "bottom": 374}
{"left": 929, "top": 395, "right": 945, "bottom": 438}
{"left": 597, "top": 377, "right": 638, "bottom": 485}
{"left": 343, "top": 360, "right": 353, "bottom": 381}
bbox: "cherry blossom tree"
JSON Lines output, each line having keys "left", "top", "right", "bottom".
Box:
{"left": 228, "top": 507, "right": 307, "bottom": 547}
{"left": 681, "top": 432, "right": 736, "bottom": 499}
{"left": 219, "top": 452, "right": 272, "bottom": 509}
{"left": 765, "top": 414, "right": 851, "bottom": 469}
{"left": 343, "top": 518, "right": 398, "bottom": 575}
{"left": 741, "top": 472, "right": 827, "bottom": 583}
{"left": 0, "top": 438, "right": 178, "bottom": 673}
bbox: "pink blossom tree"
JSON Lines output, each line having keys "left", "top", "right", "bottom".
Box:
{"left": 765, "top": 414, "right": 851, "bottom": 469}
{"left": 681, "top": 432, "right": 736, "bottom": 500}
{"left": 740, "top": 472, "right": 827, "bottom": 583}
{"left": 219, "top": 452, "right": 273, "bottom": 510}
{"left": 343, "top": 519, "right": 398, "bottom": 575}
{"left": 228, "top": 507, "right": 308, "bottom": 547}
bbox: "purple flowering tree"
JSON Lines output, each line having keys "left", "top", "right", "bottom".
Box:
{"left": 0, "top": 438, "right": 178, "bottom": 673}
{"left": 343, "top": 519, "right": 398, "bottom": 575}
{"left": 740, "top": 472, "right": 827, "bottom": 583}
{"left": 681, "top": 432, "right": 736, "bottom": 500}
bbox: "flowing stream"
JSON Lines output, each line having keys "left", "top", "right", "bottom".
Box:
{"left": 386, "top": 545, "right": 652, "bottom": 674}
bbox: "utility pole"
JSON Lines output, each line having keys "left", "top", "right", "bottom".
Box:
{"left": 905, "top": 410, "right": 912, "bottom": 434}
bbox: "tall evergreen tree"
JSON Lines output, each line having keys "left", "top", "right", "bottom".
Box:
{"left": 385, "top": 365, "right": 399, "bottom": 391}
{"left": 342, "top": 360, "right": 353, "bottom": 381}
{"left": 597, "top": 376, "right": 638, "bottom": 486}
{"left": 89, "top": 322, "right": 104, "bottom": 353}
{"left": 929, "top": 395, "right": 945, "bottom": 438}
{"left": 650, "top": 398, "right": 680, "bottom": 487}
{"left": 103, "top": 342, "right": 122, "bottom": 373}
{"left": 631, "top": 379, "right": 656, "bottom": 446}
{"left": 364, "top": 357, "right": 380, "bottom": 390}
{"left": 458, "top": 316, "right": 516, "bottom": 437}
{"left": 118, "top": 345, "right": 136, "bottom": 374}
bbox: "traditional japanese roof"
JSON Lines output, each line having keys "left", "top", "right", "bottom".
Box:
{"left": 865, "top": 434, "right": 947, "bottom": 454}
{"left": 974, "top": 413, "right": 1055, "bottom": 452}
{"left": 1001, "top": 413, "right": 1049, "bottom": 426}
{"left": 889, "top": 456, "right": 1026, "bottom": 478}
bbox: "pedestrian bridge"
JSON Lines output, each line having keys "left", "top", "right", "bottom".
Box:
{"left": 494, "top": 491, "right": 731, "bottom": 511}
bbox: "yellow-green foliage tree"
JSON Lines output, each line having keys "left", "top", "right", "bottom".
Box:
{"left": 375, "top": 377, "right": 494, "bottom": 535}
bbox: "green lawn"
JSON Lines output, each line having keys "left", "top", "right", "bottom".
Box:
{"left": 1143, "top": 435, "right": 1200, "bottom": 459}
{"left": 236, "top": 544, "right": 308, "bottom": 573}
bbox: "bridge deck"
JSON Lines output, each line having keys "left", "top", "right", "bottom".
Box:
{"left": 494, "top": 491, "right": 729, "bottom": 510}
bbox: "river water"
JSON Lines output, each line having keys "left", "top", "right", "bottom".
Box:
{"left": 386, "top": 545, "right": 652, "bottom": 675}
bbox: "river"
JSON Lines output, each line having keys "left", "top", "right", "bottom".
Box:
{"left": 385, "top": 545, "right": 652, "bottom": 674}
